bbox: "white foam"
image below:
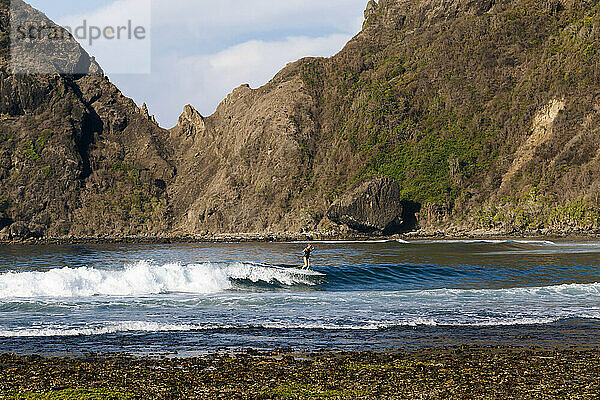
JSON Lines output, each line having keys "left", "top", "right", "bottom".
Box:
{"left": 414, "top": 239, "right": 557, "bottom": 246}
{"left": 261, "top": 317, "right": 572, "bottom": 329}
{"left": 0, "top": 321, "right": 224, "bottom": 337}
{"left": 291, "top": 240, "right": 396, "bottom": 244}
{"left": 420, "top": 281, "right": 600, "bottom": 299}
{"left": 0, "top": 317, "right": 572, "bottom": 338}
{"left": 0, "top": 261, "right": 320, "bottom": 299}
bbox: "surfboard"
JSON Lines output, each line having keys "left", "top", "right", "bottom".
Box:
{"left": 271, "top": 264, "right": 325, "bottom": 276}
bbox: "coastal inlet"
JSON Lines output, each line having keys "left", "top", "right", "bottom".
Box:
{"left": 1, "top": 240, "right": 600, "bottom": 355}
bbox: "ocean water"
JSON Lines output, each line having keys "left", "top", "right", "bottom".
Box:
{"left": 1, "top": 239, "right": 600, "bottom": 355}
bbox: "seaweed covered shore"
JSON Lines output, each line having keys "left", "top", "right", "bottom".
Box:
{"left": 1, "top": 346, "right": 600, "bottom": 399}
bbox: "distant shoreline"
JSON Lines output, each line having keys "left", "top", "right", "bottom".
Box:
{"left": 1, "top": 346, "right": 599, "bottom": 399}
{"left": 2, "top": 231, "right": 600, "bottom": 246}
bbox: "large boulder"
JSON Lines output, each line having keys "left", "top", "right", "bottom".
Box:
{"left": 8, "top": 221, "right": 30, "bottom": 239}
{"left": 327, "top": 177, "right": 405, "bottom": 234}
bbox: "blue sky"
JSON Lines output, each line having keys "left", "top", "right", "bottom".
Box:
{"left": 26, "top": 0, "right": 368, "bottom": 127}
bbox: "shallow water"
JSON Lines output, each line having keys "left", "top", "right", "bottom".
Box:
{"left": 1, "top": 239, "right": 600, "bottom": 355}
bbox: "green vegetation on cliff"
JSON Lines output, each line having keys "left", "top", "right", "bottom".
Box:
{"left": 293, "top": 0, "right": 600, "bottom": 233}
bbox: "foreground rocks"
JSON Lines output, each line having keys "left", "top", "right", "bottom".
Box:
{"left": 0, "top": 347, "right": 599, "bottom": 399}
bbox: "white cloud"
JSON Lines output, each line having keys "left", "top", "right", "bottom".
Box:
{"left": 164, "top": 33, "right": 351, "bottom": 127}
{"left": 58, "top": 0, "right": 150, "bottom": 27}
{"left": 152, "top": 0, "right": 365, "bottom": 34}
{"left": 57, "top": 0, "right": 151, "bottom": 73}
{"left": 40, "top": 0, "right": 368, "bottom": 126}
{"left": 205, "top": 34, "right": 350, "bottom": 87}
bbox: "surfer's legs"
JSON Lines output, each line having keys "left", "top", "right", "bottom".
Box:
{"left": 304, "top": 256, "right": 310, "bottom": 269}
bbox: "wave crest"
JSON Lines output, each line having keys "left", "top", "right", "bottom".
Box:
{"left": 0, "top": 261, "right": 322, "bottom": 299}
{"left": 0, "top": 317, "right": 581, "bottom": 338}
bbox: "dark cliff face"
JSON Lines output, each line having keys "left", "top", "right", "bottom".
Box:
{"left": 0, "top": 0, "right": 174, "bottom": 239}
{"left": 2, "top": 0, "right": 600, "bottom": 239}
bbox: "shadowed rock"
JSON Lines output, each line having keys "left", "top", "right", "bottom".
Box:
{"left": 327, "top": 177, "right": 404, "bottom": 234}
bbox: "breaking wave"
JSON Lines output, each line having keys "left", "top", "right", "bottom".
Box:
{"left": 0, "top": 261, "right": 323, "bottom": 299}
{"left": 0, "top": 317, "right": 588, "bottom": 338}
{"left": 413, "top": 239, "right": 557, "bottom": 246}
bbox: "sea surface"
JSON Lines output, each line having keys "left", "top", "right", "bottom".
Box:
{"left": 1, "top": 239, "right": 600, "bottom": 356}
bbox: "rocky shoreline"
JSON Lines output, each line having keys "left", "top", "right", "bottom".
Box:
{"left": 1, "top": 230, "right": 599, "bottom": 246}
{"left": 1, "top": 346, "right": 599, "bottom": 399}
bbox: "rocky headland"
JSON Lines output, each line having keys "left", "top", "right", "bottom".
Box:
{"left": 1, "top": 0, "right": 600, "bottom": 242}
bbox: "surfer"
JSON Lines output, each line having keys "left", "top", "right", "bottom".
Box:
{"left": 303, "top": 244, "right": 314, "bottom": 270}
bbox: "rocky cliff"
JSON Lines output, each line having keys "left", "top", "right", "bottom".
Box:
{"left": 0, "top": 0, "right": 174, "bottom": 239}
{"left": 2, "top": 0, "right": 600, "bottom": 240}
{"left": 167, "top": 0, "right": 600, "bottom": 236}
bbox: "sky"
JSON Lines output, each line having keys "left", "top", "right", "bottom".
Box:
{"left": 25, "top": 0, "right": 368, "bottom": 127}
